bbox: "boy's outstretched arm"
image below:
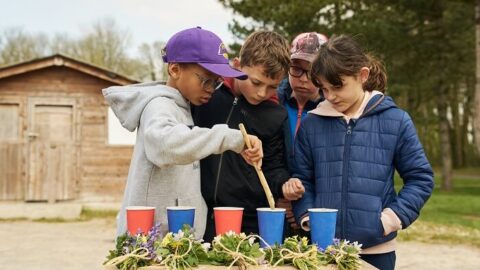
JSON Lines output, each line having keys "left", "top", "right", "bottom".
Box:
{"left": 142, "top": 97, "right": 245, "bottom": 167}
{"left": 240, "top": 135, "right": 264, "bottom": 167}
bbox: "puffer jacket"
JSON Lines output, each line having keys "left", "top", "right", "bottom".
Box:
{"left": 292, "top": 94, "right": 434, "bottom": 248}
{"left": 277, "top": 78, "right": 322, "bottom": 172}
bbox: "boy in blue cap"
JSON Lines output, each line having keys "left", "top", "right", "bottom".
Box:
{"left": 103, "top": 27, "right": 263, "bottom": 239}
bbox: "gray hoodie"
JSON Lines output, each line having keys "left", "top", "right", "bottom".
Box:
{"left": 103, "top": 82, "right": 245, "bottom": 238}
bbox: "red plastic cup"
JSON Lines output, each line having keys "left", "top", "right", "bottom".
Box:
{"left": 214, "top": 207, "right": 244, "bottom": 235}
{"left": 126, "top": 206, "right": 155, "bottom": 235}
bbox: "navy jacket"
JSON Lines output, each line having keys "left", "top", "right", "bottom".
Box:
{"left": 292, "top": 94, "right": 434, "bottom": 248}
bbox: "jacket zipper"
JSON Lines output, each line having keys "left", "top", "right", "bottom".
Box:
{"left": 339, "top": 95, "right": 383, "bottom": 238}
{"left": 213, "top": 97, "right": 238, "bottom": 208}
{"left": 294, "top": 103, "right": 304, "bottom": 136}
{"left": 341, "top": 120, "right": 354, "bottom": 239}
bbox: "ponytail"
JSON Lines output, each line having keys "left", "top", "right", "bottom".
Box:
{"left": 364, "top": 54, "right": 387, "bottom": 93}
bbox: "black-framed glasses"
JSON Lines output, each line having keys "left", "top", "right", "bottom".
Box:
{"left": 288, "top": 66, "right": 311, "bottom": 80}
{"left": 194, "top": 72, "right": 224, "bottom": 91}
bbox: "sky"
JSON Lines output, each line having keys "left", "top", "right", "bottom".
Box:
{"left": 0, "top": 0, "right": 240, "bottom": 56}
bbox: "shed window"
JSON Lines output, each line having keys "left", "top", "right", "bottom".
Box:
{"left": 0, "top": 104, "right": 19, "bottom": 140}
{"left": 107, "top": 107, "right": 136, "bottom": 145}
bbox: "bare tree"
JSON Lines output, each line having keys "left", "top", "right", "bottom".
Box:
{"left": 0, "top": 27, "right": 49, "bottom": 66}
{"left": 0, "top": 18, "right": 165, "bottom": 82}
{"left": 71, "top": 18, "right": 133, "bottom": 74}
{"left": 138, "top": 41, "right": 166, "bottom": 81}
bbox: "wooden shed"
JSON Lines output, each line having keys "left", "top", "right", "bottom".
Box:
{"left": 0, "top": 54, "right": 137, "bottom": 203}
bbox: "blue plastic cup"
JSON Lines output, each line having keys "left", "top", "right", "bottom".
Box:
{"left": 166, "top": 206, "right": 195, "bottom": 233}
{"left": 257, "top": 208, "right": 286, "bottom": 248}
{"left": 309, "top": 208, "right": 338, "bottom": 250}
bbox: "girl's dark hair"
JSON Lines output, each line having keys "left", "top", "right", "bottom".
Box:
{"left": 311, "top": 35, "right": 387, "bottom": 93}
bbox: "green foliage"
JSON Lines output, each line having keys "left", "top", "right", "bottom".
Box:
{"left": 264, "top": 236, "right": 362, "bottom": 270}
{"left": 218, "top": 0, "right": 479, "bottom": 168}
{"left": 322, "top": 239, "right": 362, "bottom": 270}
{"left": 106, "top": 228, "right": 364, "bottom": 270}
{"left": 156, "top": 227, "right": 209, "bottom": 270}
{"left": 265, "top": 236, "right": 326, "bottom": 270}
{"left": 104, "top": 233, "right": 153, "bottom": 270}
{"left": 208, "top": 232, "right": 263, "bottom": 269}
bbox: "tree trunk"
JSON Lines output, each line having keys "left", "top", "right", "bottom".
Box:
{"left": 474, "top": 0, "right": 480, "bottom": 154}
{"left": 437, "top": 85, "right": 453, "bottom": 191}
{"left": 450, "top": 85, "right": 463, "bottom": 167}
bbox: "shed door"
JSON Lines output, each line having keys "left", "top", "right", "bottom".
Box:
{"left": 26, "top": 98, "right": 76, "bottom": 202}
{"left": 0, "top": 101, "right": 23, "bottom": 200}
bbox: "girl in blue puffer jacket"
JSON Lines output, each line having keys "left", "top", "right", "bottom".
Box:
{"left": 292, "top": 35, "right": 434, "bottom": 270}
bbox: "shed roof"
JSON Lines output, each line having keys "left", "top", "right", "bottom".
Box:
{"left": 0, "top": 54, "right": 138, "bottom": 85}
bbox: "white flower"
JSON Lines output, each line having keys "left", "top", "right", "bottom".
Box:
{"left": 352, "top": 241, "right": 363, "bottom": 250}
{"left": 213, "top": 235, "right": 222, "bottom": 243}
{"left": 202, "top": 242, "right": 211, "bottom": 252}
{"left": 248, "top": 237, "right": 255, "bottom": 245}
{"left": 173, "top": 230, "right": 185, "bottom": 241}
{"left": 226, "top": 230, "right": 235, "bottom": 236}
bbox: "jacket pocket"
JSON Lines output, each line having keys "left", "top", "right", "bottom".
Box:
{"left": 376, "top": 211, "right": 385, "bottom": 238}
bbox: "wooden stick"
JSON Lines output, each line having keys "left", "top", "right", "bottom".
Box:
{"left": 239, "top": 123, "right": 275, "bottom": 209}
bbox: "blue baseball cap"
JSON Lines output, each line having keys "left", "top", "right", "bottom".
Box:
{"left": 162, "top": 27, "right": 247, "bottom": 79}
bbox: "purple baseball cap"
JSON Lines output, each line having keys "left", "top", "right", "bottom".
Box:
{"left": 162, "top": 27, "right": 247, "bottom": 79}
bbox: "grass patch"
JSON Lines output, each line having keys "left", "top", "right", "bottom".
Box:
{"left": 398, "top": 220, "right": 480, "bottom": 248}
{"left": 80, "top": 208, "right": 117, "bottom": 220}
{"left": 0, "top": 217, "right": 28, "bottom": 222}
{"left": 29, "top": 208, "right": 117, "bottom": 223}
{"left": 394, "top": 170, "right": 480, "bottom": 246}
{"left": 33, "top": 217, "right": 70, "bottom": 223}
{"left": 395, "top": 175, "right": 480, "bottom": 230}
{"left": 451, "top": 167, "right": 480, "bottom": 177}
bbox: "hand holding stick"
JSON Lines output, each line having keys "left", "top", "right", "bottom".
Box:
{"left": 239, "top": 123, "right": 275, "bottom": 209}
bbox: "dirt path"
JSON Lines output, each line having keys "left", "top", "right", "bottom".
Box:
{"left": 1, "top": 219, "right": 479, "bottom": 270}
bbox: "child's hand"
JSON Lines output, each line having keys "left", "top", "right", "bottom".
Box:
{"left": 240, "top": 135, "right": 263, "bottom": 168}
{"left": 277, "top": 198, "right": 300, "bottom": 230}
{"left": 282, "top": 178, "right": 305, "bottom": 201}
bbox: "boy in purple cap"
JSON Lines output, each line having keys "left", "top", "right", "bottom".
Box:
{"left": 103, "top": 27, "right": 263, "bottom": 239}
{"left": 276, "top": 32, "right": 328, "bottom": 232}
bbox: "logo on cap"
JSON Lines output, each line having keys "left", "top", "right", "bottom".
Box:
{"left": 218, "top": 43, "right": 229, "bottom": 60}
{"left": 292, "top": 33, "right": 322, "bottom": 55}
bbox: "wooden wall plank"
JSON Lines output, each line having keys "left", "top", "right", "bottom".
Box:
{"left": 0, "top": 66, "right": 132, "bottom": 202}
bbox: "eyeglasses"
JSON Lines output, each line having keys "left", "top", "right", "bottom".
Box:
{"left": 288, "top": 66, "right": 311, "bottom": 80}
{"left": 194, "top": 72, "right": 224, "bottom": 91}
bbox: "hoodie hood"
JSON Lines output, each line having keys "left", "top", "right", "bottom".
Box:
{"left": 277, "top": 78, "right": 293, "bottom": 105}
{"left": 102, "top": 81, "right": 189, "bottom": 131}
{"left": 309, "top": 90, "right": 396, "bottom": 120}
